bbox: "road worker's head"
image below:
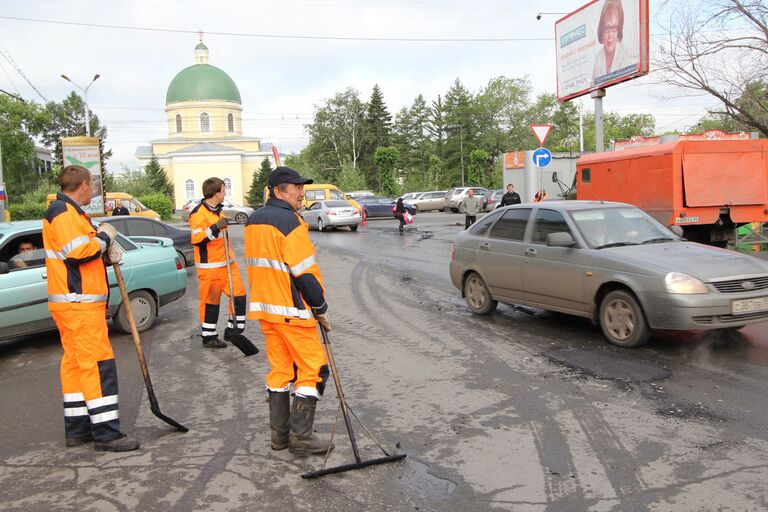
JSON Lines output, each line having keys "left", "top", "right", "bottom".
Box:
{"left": 268, "top": 167, "right": 314, "bottom": 211}
{"left": 203, "top": 177, "right": 226, "bottom": 206}
{"left": 60, "top": 165, "right": 93, "bottom": 206}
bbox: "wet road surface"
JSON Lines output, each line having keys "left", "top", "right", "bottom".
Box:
{"left": 2, "top": 212, "right": 768, "bottom": 511}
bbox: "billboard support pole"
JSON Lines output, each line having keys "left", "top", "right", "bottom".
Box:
{"left": 592, "top": 88, "right": 606, "bottom": 152}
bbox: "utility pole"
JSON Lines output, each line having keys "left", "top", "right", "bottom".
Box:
{"left": 60, "top": 74, "right": 100, "bottom": 136}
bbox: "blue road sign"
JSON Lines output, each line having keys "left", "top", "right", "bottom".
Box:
{"left": 532, "top": 147, "right": 552, "bottom": 167}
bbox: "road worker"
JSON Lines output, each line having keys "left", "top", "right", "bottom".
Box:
{"left": 245, "top": 166, "right": 334, "bottom": 456}
{"left": 189, "top": 177, "right": 256, "bottom": 353}
{"left": 43, "top": 165, "right": 139, "bottom": 452}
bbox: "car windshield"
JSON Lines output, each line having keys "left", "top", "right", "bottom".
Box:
{"left": 325, "top": 200, "right": 352, "bottom": 208}
{"left": 570, "top": 207, "right": 678, "bottom": 248}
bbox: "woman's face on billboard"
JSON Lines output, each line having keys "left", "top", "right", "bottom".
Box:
{"left": 602, "top": 9, "right": 620, "bottom": 54}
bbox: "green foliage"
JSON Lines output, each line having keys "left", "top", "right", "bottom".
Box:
{"left": 19, "top": 181, "right": 58, "bottom": 205}
{"left": 137, "top": 194, "right": 174, "bottom": 220}
{"left": 468, "top": 149, "right": 491, "bottom": 188}
{"left": 9, "top": 201, "right": 47, "bottom": 220}
{"left": 143, "top": 157, "right": 173, "bottom": 197}
{"left": 374, "top": 146, "right": 399, "bottom": 197}
{"left": 0, "top": 95, "right": 46, "bottom": 199}
{"left": 361, "top": 84, "right": 393, "bottom": 190}
{"left": 247, "top": 158, "right": 272, "bottom": 206}
{"left": 336, "top": 162, "right": 367, "bottom": 192}
{"left": 112, "top": 171, "right": 156, "bottom": 198}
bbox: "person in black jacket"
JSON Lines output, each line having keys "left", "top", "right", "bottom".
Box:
{"left": 497, "top": 183, "right": 521, "bottom": 208}
{"left": 112, "top": 201, "right": 130, "bottom": 216}
{"left": 394, "top": 198, "right": 406, "bottom": 232}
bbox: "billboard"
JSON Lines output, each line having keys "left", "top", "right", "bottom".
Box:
{"left": 556, "top": 0, "right": 649, "bottom": 101}
{"left": 61, "top": 136, "right": 105, "bottom": 216}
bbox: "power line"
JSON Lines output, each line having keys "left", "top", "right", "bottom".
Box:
{"left": 0, "top": 15, "right": 552, "bottom": 42}
{"left": 0, "top": 42, "right": 48, "bottom": 102}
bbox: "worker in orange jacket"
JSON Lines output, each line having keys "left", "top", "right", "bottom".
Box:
{"left": 245, "top": 166, "right": 333, "bottom": 456}
{"left": 190, "top": 177, "right": 256, "bottom": 352}
{"left": 43, "top": 165, "right": 139, "bottom": 452}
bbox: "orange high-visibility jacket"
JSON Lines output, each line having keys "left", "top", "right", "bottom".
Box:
{"left": 189, "top": 200, "right": 233, "bottom": 269}
{"left": 43, "top": 193, "right": 111, "bottom": 310}
{"left": 244, "top": 199, "right": 327, "bottom": 327}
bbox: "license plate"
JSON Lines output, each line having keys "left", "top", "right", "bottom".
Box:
{"left": 338, "top": 210, "right": 351, "bottom": 217}
{"left": 731, "top": 296, "right": 768, "bottom": 315}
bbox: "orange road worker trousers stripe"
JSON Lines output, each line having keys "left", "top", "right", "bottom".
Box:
{"left": 198, "top": 263, "right": 247, "bottom": 341}
{"left": 52, "top": 306, "right": 122, "bottom": 442}
{"left": 259, "top": 320, "right": 329, "bottom": 399}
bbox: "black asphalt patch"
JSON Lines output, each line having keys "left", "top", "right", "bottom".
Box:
{"left": 546, "top": 348, "right": 672, "bottom": 382}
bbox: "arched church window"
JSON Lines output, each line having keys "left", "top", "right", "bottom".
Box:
{"left": 227, "top": 113, "right": 234, "bottom": 132}
{"left": 200, "top": 112, "right": 210, "bottom": 133}
{"left": 224, "top": 178, "right": 232, "bottom": 198}
{"left": 175, "top": 114, "right": 183, "bottom": 133}
{"left": 185, "top": 179, "right": 195, "bottom": 199}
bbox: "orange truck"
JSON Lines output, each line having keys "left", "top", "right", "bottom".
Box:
{"left": 576, "top": 138, "right": 768, "bottom": 246}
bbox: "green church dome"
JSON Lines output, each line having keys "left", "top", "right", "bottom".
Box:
{"left": 166, "top": 64, "right": 241, "bottom": 104}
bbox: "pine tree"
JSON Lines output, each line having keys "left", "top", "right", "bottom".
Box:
{"left": 247, "top": 157, "right": 273, "bottom": 206}
{"left": 143, "top": 157, "right": 173, "bottom": 197}
{"left": 361, "top": 84, "right": 392, "bottom": 190}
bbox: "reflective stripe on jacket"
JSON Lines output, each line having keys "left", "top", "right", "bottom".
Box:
{"left": 189, "top": 200, "right": 233, "bottom": 269}
{"left": 43, "top": 193, "right": 111, "bottom": 310}
{"left": 244, "top": 198, "right": 327, "bottom": 327}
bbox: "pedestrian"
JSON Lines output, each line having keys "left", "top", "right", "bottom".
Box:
{"left": 459, "top": 188, "right": 484, "bottom": 229}
{"left": 245, "top": 166, "right": 334, "bottom": 456}
{"left": 394, "top": 197, "right": 407, "bottom": 232}
{"left": 42, "top": 165, "right": 139, "bottom": 452}
{"left": 189, "top": 177, "right": 254, "bottom": 350}
{"left": 112, "top": 200, "right": 130, "bottom": 216}
{"left": 534, "top": 190, "right": 548, "bottom": 202}
{"left": 497, "top": 183, "right": 521, "bottom": 208}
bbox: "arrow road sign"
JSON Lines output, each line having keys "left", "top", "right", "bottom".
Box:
{"left": 532, "top": 147, "right": 552, "bottom": 167}
{"left": 530, "top": 124, "right": 553, "bottom": 146}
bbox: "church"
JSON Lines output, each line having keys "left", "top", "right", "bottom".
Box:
{"left": 135, "top": 39, "right": 275, "bottom": 209}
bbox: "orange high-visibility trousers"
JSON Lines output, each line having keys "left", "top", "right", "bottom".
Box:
{"left": 259, "top": 320, "right": 329, "bottom": 399}
{"left": 52, "top": 306, "right": 122, "bottom": 442}
{"left": 198, "top": 262, "right": 247, "bottom": 340}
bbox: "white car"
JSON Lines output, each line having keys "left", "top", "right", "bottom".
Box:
{"left": 409, "top": 191, "right": 446, "bottom": 212}
{"left": 301, "top": 200, "right": 361, "bottom": 232}
{"left": 181, "top": 199, "right": 254, "bottom": 224}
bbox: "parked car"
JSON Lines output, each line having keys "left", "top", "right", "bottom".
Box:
{"left": 398, "top": 192, "right": 423, "bottom": 202}
{"left": 450, "top": 201, "right": 768, "bottom": 348}
{"left": 301, "top": 200, "right": 361, "bottom": 232}
{"left": 410, "top": 191, "right": 447, "bottom": 212}
{"left": 46, "top": 192, "right": 161, "bottom": 221}
{"left": 486, "top": 189, "right": 505, "bottom": 211}
{"left": 98, "top": 216, "right": 194, "bottom": 267}
{"left": 346, "top": 190, "right": 375, "bottom": 199}
{"left": 357, "top": 196, "right": 416, "bottom": 218}
{"left": 181, "top": 199, "right": 254, "bottom": 224}
{"left": 444, "top": 187, "right": 490, "bottom": 213}
{"left": 0, "top": 220, "right": 188, "bottom": 341}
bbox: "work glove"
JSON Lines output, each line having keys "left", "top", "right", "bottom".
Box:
{"left": 216, "top": 217, "right": 229, "bottom": 229}
{"left": 98, "top": 222, "right": 118, "bottom": 241}
{"left": 316, "top": 313, "right": 331, "bottom": 332}
{"left": 106, "top": 242, "right": 122, "bottom": 265}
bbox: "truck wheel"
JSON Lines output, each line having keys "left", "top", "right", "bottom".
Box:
{"left": 599, "top": 290, "right": 650, "bottom": 347}
{"left": 115, "top": 290, "right": 157, "bottom": 334}
{"left": 464, "top": 272, "right": 497, "bottom": 315}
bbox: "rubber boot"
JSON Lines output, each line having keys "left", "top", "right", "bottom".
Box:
{"left": 289, "top": 395, "right": 334, "bottom": 456}
{"left": 268, "top": 391, "right": 290, "bottom": 450}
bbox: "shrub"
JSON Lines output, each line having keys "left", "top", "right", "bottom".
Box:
{"left": 138, "top": 194, "right": 174, "bottom": 220}
{"left": 9, "top": 202, "right": 47, "bottom": 220}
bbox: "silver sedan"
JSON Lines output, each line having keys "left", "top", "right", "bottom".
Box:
{"left": 302, "top": 200, "right": 361, "bottom": 232}
{"left": 449, "top": 201, "right": 768, "bottom": 347}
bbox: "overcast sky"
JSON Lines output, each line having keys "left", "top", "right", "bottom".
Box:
{"left": 0, "top": 0, "right": 718, "bottom": 171}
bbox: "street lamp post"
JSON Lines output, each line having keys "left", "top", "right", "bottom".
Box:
{"left": 61, "top": 74, "right": 100, "bottom": 136}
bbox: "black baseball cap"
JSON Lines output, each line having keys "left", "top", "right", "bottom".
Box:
{"left": 267, "top": 166, "right": 314, "bottom": 187}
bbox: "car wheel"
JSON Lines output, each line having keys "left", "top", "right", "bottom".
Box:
{"left": 176, "top": 250, "right": 187, "bottom": 267}
{"left": 115, "top": 290, "right": 157, "bottom": 334}
{"left": 235, "top": 212, "right": 248, "bottom": 224}
{"left": 318, "top": 218, "right": 326, "bottom": 232}
{"left": 451, "top": 208, "right": 459, "bottom": 213}
{"left": 350, "top": 225, "right": 358, "bottom": 232}
{"left": 599, "top": 290, "right": 650, "bottom": 347}
{"left": 464, "top": 272, "right": 497, "bottom": 315}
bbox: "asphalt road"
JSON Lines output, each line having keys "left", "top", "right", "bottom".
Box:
{"left": 2, "top": 212, "right": 768, "bottom": 511}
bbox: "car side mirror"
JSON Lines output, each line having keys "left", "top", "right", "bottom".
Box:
{"left": 0, "top": 262, "right": 9, "bottom": 274}
{"left": 546, "top": 232, "right": 576, "bottom": 247}
{"left": 551, "top": 172, "right": 558, "bottom": 183}
{"left": 669, "top": 225, "right": 684, "bottom": 237}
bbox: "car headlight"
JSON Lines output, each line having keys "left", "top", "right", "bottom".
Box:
{"left": 665, "top": 272, "right": 708, "bottom": 294}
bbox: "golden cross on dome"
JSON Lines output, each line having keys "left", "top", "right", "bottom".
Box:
{"left": 198, "top": 30, "right": 204, "bottom": 43}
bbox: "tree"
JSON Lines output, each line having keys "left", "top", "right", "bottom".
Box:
{"left": 336, "top": 162, "right": 367, "bottom": 192}
{"left": 655, "top": 0, "right": 768, "bottom": 136}
{"left": 582, "top": 112, "right": 656, "bottom": 150}
{"left": 468, "top": 149, "right": 492, "bottom": 187}
{"left": 247, "top": 158, "right": 272, "bottom": 206}
{"left": 374, "top": 147, "right": 399, "bottom": 197}
{"left": 443, "top": 79, "right": 478, "bottom": 187}
{"left": 143, "top": 157, "right": 173, "bottom": 197}
{"left": 361, "top": 84, "right": 392, "bottom": 190}
{"left": 0, "top": 95, "right": 46, "bottom": 199}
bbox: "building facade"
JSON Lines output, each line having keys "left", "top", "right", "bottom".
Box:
{"left": 136, "top": 40, "right": 275, "bottom": 208}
